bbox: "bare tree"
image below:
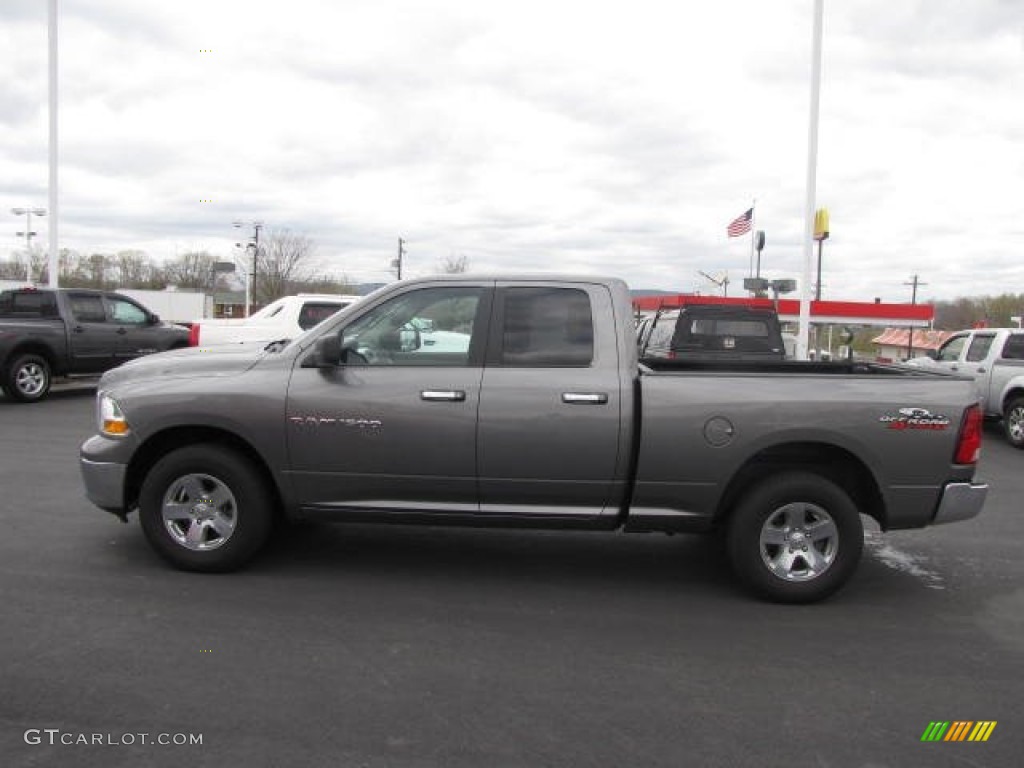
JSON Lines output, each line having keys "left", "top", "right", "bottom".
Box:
{"left": 114, "top": 250, "right": 156, "bottom": 287}
{"left": 0, "top": 258, "right": 24, "bottom": 280}
{"left": 438, "top": 254, "right": 469, "bottom": 274}
{"left": 52, "top": 248, "right": 97, "bottom": 287}
{"left": 295, "top": 273, "right": 358, "bottom": 295}
{"left": 163, "top": 251, "right": 219, "bottom": 293}
{"left": 80, "top": 253, "right": 115, "bottom": 288}
{"left": 0, "top": 248, "right": 44, "bottom": 282}
{"left": 255, "top": 229, "right": 316, "bottom": 303}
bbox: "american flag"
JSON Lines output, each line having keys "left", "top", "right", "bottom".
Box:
{"left": 726, "top": 208, "right": 753, "bottom": 237}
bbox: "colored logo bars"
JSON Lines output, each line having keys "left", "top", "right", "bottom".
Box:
{"left": 921, "top": 721, "right": 997, "bottom": 742}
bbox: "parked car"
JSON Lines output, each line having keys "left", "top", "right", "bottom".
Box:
{"left": 81, "top": 275, "right": 986, "bottom": 603}
{"left": 0, "top": 287, "right": 189, "bottom": 402}
{"left": 188, "top": 293, "right": 362, "bottom": 347}
{"left": 908, "top": 327, "right": 1024, "bottom": 447}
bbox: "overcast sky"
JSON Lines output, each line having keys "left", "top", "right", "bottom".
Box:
{"left": 1, "top": 0, "right": 1021, "bottom": 301}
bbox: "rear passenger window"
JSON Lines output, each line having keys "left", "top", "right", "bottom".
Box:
{"left": 1001, "top": 334, "right": 1024, "bottom": 360}
{"left": 69, "top": 295, "right": 106, "bottom": 323}
{"left": 500, "top": 288, "right": 594, "bottom": 367}
{"left": 965, "top": 335, "right": 995, "bottom": 363}
{"left": 298, "top": 302, "right": 346, "bottom": 331}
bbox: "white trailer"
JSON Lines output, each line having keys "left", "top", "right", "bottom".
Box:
{"left": 116, "top": 289, "right": 211, "bottom": 326}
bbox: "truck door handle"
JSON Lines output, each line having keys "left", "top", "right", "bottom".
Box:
{"left": 421, "top": 390, "right": 466, "bottom": 402}
{"left": 976, "top": 367, "right": 986, "bottom": 373}
{"left": 561, "top": 392, "right": 609, "bottom": 404}
{"left": 116, "top": 328, "right": 127, "bottom": 335}
{"left": 73, "top": 325, "right": 85, "bottom": 333}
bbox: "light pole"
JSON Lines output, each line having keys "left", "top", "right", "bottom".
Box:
{"left": 233, "top": 221, "right": 263, "bottom": 317}
{"left": 11, "top": 207, "right": 47, "bottom": 283}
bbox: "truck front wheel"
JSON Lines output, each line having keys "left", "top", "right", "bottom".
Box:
{"left": 1003, "top": 396, "right": 1024, "bottom": 449}
{"left": 726, "top": 472, "right": 863, "bottom": 603}
{"left": 138, "top": 444, "right": 274, "bottom": 572}
{"left": 4, "top": 353, "right": 52, "bottom": 403}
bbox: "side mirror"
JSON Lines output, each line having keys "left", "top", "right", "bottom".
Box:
{"left": 303, "top": 334, "right": 342, "bottom": 368}
{"left": 400, "top": 326, "right": 422, "bottom": 352}
{"left": 148, "top": 313, "right": 161, "bottom": 325}
{"left": 926, "top": 349, "right": 939, "bottom": 360}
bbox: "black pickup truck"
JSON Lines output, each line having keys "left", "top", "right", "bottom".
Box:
{"left": 0, "top": 287, "right": 189, "bottom": 402}
{"left": 638, "top": 304, "right": 789, "bottom": 361}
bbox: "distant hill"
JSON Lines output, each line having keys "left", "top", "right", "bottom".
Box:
{"left": 355, "top": 283, "right": 388, "bottom": 296}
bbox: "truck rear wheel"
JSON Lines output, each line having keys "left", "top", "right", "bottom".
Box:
{"left": 1003, "top": 396, "right": 1024, "bottom": 449}
{"left": 138, "top": 444, "right": 274, "bottom": 572}
{"left": 4, "top": 353, "right": 52, "bottom": 403}
{"left": 726, "top": 472, "right": 863, "bottom": 603}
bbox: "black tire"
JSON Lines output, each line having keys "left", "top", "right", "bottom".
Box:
{"left": 138, "top": 444, "right": 274, "bottom": 572}
{"left": 726, "top": 471, "right": 863, "bottom": 604}
{"left": 4, "top": 353, "right": 52, "bottom": 403}
{"left": 1003, "top": 396, "right": 1024, "bottom": 449}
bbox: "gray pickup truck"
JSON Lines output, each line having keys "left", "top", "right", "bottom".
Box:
{"left": 79, "top": 276, "right": 988, "bottom": 602}
{"left": 0, "top": 287, "right": 189, "bottom": 402}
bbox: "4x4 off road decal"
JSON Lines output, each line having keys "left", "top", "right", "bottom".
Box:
{"left": 880, "top": 407, "right": 951, "bottom": 431}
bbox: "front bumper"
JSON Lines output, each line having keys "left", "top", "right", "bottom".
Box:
{"left": 80, "top": 433, "right": 137, "bottom": 517}
{"left": 932, "top": 481, "right": 988, "bottom": 525}
{"left": 80, "top": 458, "right": 127, "bottom": 514}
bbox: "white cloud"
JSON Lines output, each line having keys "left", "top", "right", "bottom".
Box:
{"left": 1, "top": 0, "right": 1021, "bottom": 299}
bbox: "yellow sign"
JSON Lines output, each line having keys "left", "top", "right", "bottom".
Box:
{"left": 814, "top": 208, "right": 830, "bottom": 241}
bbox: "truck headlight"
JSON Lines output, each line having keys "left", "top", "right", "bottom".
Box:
{"left": 98, "top": 394, "right": 131, "bottom": 437}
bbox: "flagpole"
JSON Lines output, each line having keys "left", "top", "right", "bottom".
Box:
{"left": 798, "top": 0, "right": 824, "bottom": 360}
{"left": 47, "top": 0, "right": 59, "bottom": 288}
{"left": 749, "top": 199, "right": 757, "bottom": 281}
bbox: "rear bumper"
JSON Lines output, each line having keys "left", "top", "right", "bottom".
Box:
{"left": 932, "top": 481, "right": 988, "bottom": 525}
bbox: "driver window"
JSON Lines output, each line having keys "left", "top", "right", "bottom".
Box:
{"left": 340, "top": 287, "right": 482, "bottom": 366}
{"left": 965, "top": 335, "right": 994, "bottom": 363}
{"left": 936, "top": 335, "right": 966, "bottom": 362}
{"left": 107, "top": 297, "right": 149, "bottom": 325}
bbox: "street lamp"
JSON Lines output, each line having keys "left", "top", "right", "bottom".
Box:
{"left": 11, "top": 207, "right": 47, "bottom": 283}
{"left": 233, "top": 221, "right": 263, "bottom": 317}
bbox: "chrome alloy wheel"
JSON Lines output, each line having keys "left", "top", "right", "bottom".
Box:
{"left": 15, "top": 362, "right": 47, "bottom": 397}
{"left": 1007, "top": 404, "right": 1024, "bottom": 444}
{"left": 161, "top": 473, "right": 238, "bottom": 551}
{"left": 759, "top": 502, "right": 839, "bottom": 582}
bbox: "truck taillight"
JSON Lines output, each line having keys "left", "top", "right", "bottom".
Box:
{"left": 188, "top": 324, "right": 200, "bottom": 346}
{"left": 954, "top": 404, "right": 983, "bottom": 465}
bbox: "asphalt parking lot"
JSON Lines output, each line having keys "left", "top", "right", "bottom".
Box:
{"left": 1, "top": 384, "right": 1021, "bottom": 768}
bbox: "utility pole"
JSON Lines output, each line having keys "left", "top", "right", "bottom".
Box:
{"left": 904, "top": 274, "right": 927, "bottom": 360}
{"left": 393, "top": 238, "right": 406, "bottom": 280}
